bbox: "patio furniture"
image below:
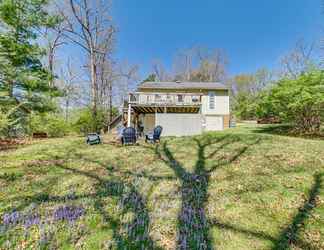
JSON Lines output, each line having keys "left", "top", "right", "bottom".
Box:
{"left": 86, "top": 133, "right": 101, "bottom": 145}
{"left": 33, "top": 132, "right": 48, "bottom": 139}
{"left": 122, "top": 127, "right": 137, "bottom": 145}
{"left": 145, "top": 126, "right": 163, "bottom": 143}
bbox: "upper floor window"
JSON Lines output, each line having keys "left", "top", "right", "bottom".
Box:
{"left": 209, "top": 92, "right": 215, "bottom": 109}
{"left": 177, "top": 95, "right": 184, "bottom": 103}
{"left": 155, "top": 94, "right": 162, "bottom": 102}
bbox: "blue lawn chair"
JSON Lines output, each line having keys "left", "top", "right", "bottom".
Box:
{"left": 145, "top": 126, "right": 163, "bottom": 143}
{"left": 86, "top": 133, "right": 101, "bottom": 145}
{"left": 122, "top": 127, "right": 137, "bottom": 145}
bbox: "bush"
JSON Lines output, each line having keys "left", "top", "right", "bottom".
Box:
{"left": 256, "top": 71, "right": 324, "bottom": 134}
{"left": 232, "top": 92, "right": 258, "bottom": 120}
{"left": 72, "top": 108, "right": 106, "bottom": 135}
{"left": 29, "top": 113, "right": 70, "bottom": 138}
{"left": 0, "top": 106, "right": 22, "bottom": 139}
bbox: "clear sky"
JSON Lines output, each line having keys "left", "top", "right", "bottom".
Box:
{"left": 112, "top": 0, "right": 322, "bottom": 80}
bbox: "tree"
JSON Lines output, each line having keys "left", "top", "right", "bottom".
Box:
{"left": 257, "top": 71, "right": 324, "bottom": 134}
{"left": 0, "top": 0, "right": 60, "bottom": 114}
{"left": 57, "top": 59, "right": 82, "bottom": 122}
{"left": 280, "top": 40, "right": 318, "bottom": 79}
{"left": 173, "top": 46, "right": 228, "bottom": 82}
{"left": 152, "top": 59, "right": 170, "bottom": 81}
{"left": 43, "top": 18, "right": 66, "bottom": 88}
{"left": 230, "top": 68, "right": 273, "bottom": 120}
{"left": 142, "top": 74, "right": 156, "bottom": 83}
{"left": 60, "top": 0, "right": 116, "bottom": 120}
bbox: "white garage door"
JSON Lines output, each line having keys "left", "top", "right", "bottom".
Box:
{"left": 156, "top": 114, "right": 202, "bottom": 136}
{"left": 205, "top": 116, "right": 223, "bottom": 131}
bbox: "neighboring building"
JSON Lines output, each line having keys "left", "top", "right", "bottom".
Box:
{"left": 126, "top": 81, "right": 230, "bottom": 137}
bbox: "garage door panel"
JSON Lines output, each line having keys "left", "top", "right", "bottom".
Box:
{"left": 156, "top": 114, "right": 202, "bottom": 136}
{"left": 205, "top": 116, "right": 223, "bottom": 131}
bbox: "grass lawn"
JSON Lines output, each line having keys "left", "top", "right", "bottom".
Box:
{"left": 0, "top": 124, "right": 323, "bottom": 249}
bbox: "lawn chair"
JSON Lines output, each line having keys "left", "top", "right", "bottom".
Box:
{"left": 145, "top": 126, "right": 163, "bottom": 143}
{"left": 122, "top": 127, "right": 137, "bottom": 145}
{"left": 86, "top": 133, "right": 101, "bottom": 145}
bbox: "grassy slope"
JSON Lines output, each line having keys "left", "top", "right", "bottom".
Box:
{"left": 0, "top": 125, "right": 323, "bottom": 249}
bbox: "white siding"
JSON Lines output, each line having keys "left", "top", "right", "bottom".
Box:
{"left": 201, "top": 92, "right": 230, "bottom": 115}
{"left": 156, "top": 114, "right": 203, "bottom": 136}
{"left": 205, "top": 116, "right": 224, "bottom": 131}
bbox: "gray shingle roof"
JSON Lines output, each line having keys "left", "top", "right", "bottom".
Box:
{"left": 138, "top": 81, "right": 228, "bottom": 90}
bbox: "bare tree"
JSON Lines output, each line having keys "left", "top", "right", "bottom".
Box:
{"left": 173, "top": 48, "right": 194, "bottom": 81}
{"left": 151, "top": 59, "right": 170, "bottom": 82}
{"left": 195, "top": 47, "right": 228, "bottom": 82}
{"left": 57, "top": 59, "right": 82, "bottom": 122}
{"left": 172, "top": 46, "right": 228, "bottom": 82}
{"left": 59, "top": 0, "right": 116, "bottom": 118}
{"left": 43, "top": 22, "right": 66, "bottom": 88}
{"left": 280, "top": 39, "right": 317, "bottom": 79}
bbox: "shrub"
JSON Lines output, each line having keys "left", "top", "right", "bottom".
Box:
{"left": 29, "top": 113, "right": 70, "bottom": 138}
{"left": 232, "top": 92, "right": 258, "bottom": 120}
{"left": 256, "top": 71, "right": 324, "bottom": 134}
{"left": 0, "top": 106, "right": 22, "bottom": 138}
{"left": 72, "top": 108, "right": 107, "bottom": 135}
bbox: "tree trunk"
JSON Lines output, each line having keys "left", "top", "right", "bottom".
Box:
{"left": 8, "top": 80, "right": 14, "bottom": 98}
{"left": 90, "top": 52, "right": 98, "bottom": 118}
{"left": 48, "top": 48, "right": 54, "bottom": 88}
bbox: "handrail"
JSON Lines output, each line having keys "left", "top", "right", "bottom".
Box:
{"left": 128, "top": 92, "right": 202, "bottom": 105}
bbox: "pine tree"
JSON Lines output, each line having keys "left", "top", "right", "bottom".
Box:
{"left": 0, "top": 0, "right": 60, "bottom": 114}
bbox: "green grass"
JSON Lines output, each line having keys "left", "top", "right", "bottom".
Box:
{"left": 0, "top": 124, "right": 323, "bottom": 249}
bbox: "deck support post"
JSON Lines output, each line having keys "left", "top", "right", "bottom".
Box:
{"left": 127, "top": 104, "right": 131, "bottom": 127}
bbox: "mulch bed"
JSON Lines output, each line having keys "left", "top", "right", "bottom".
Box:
{"left": 0, "top": 139, "right": 30, "bottom": 151}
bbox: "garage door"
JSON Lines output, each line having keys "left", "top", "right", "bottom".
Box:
{"left": 156, "top": 114, "right": 202, "bottom": 136}
{"left": 205, "top": 116, "right": 223, "bottom": 131}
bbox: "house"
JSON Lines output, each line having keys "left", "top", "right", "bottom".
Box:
{"left": 126, "top": 81, "right": 230, "bottom": 137}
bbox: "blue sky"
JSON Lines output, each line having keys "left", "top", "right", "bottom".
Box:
{"left": 113, "top": 0, "right": 322, "bottom": 80}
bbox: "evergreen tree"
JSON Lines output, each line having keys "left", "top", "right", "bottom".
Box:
{"left": 0, "top": 0, "right": 60, "bottom": 114}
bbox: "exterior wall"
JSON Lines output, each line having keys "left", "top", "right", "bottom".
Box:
{"left": 156, "top": 113, "right": 203, "bottom": 136}
{"left": 133, "top": 89, "right": 230, "bottom": 135}
{"left": 203, "top": 116, "right": 223, "bottom": 131}
{"left": 223, "top": 114, "right": 230, "bottom": 129}
{"left": 142, "top": 114, "right": 155, "bottom": 134}
{"left": 201, "top": 90, "right": 230, "bottom": 115}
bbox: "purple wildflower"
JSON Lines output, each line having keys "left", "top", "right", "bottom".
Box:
{"left": 23, "top": 213, "right": 41, "bottom": 228}
{"left": 53, "top": 205, "right": 85, "bottom": 222}
{"left": 2, "top": 211, "right": 21, "bottom": 226}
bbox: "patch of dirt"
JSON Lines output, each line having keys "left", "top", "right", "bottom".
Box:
{"left": 0, "top": 139, "right": 30, "bottom": 151}
{"left": 26, "top": 159, "right": 66, "bottom": 167}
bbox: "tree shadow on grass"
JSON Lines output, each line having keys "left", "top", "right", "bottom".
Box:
{"left": 253, "top": 124, "right": 324, "bottom": 140}
{"left": 155, "top": 135, "right": 261, "bottom": 249}
{"left": 53, "top": 157, "right": 162, "bottom": 250}
{"left": 4, "top": 148, "right": 161, "bottom": 249}
{"left": 271, "top": 172, "right": 323, "bottom": 250}
{"left": 5, "top": 136, "right": 322, "bottom": 249}
{"left": 209, "top": 172, "right": 323, "bottom": 250}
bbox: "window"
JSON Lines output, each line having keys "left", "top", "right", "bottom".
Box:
{"left": 177, "top": 95, "right": 184, "bottom": 103}
{"left": 155, "top": 94, "right": 162, "bottom": 103}
{"left": 209, "top": 92, "right": 215, "bottom": 109}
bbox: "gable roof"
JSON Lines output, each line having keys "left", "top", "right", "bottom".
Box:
{"left": 138, "top": 81, "right": 228, "bottom": 91}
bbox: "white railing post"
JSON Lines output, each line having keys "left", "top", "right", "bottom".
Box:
{"left": 127, "top": 104, "right": 131, "bottom": 127}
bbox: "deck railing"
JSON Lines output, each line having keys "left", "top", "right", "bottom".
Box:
{"left": 129, "top": 92, "right": 202, "bottom": 106}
